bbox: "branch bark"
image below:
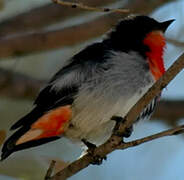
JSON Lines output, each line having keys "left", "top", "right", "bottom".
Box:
{"left": 45, "top": 160, "right": 56, "bottom": 180}
{"left": 117, "top": 124, "right": 184, "bottom": 149}
{"left": 50, "top": 125, "right": 184, "bottom": 180}
{"left": 0, "top": 0, "right": 173, "bottom": 59}
{"left": 52, "top": 0, "right": 129, "bottom": 13}
{"left": 49, "top": 52, "right": 184, "bottom": 180}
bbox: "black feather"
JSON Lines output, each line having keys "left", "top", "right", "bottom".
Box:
{"left": 3, "top": 42, "right": 108, "bottom": 160}
{"left": 10, "top": 84, "right": 78, "bottom": 131}
{"left": 103, "top": 15, "right": 163, "bottom": 58}
{"left": 2, "top": 15, "right": 165, "bottom": 160}
{"left": 136, "top": 96, "right": 159, "bottom": 122}
{"left": 10, "top": 107, "right": 43, "bottom": 130}
{"left": 1, "top": 124, "right": 60, "bottom": 160}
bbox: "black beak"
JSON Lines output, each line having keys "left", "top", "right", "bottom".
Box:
{"left": 159, "top": 19, "right": 175, "bottom": 33}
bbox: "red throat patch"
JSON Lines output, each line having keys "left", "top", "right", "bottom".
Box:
{"left": 143, "top": 31, "right": 166, "bottom": 80}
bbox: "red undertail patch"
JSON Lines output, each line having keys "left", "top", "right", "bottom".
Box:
{"left": 16, "top": 105, "right": 72, "bottom": 145}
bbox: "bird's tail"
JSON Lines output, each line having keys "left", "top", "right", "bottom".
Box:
{"left": 1, "top": 126, "right": 60, "bottom": 160}
{"left": 1, "top": 105, "right": 72, "bottom": 160}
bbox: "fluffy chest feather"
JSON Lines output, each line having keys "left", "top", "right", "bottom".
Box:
{"left": 65, "top": 51, "right": 155, "bottom": 144}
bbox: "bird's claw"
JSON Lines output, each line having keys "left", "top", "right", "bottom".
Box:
{"left": 82, "top": 139, "right": 107, "bottom": 165}
{"left": 90, "top": 154, "right": 107, "bottom": 165}
{"left": 111, "top": 116, "right": 133, "bottom": 138}
{"left": 82, "top": 138, "right": 97, "bottom": 149}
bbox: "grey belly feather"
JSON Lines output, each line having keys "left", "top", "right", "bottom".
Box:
{"left": 62, "top": 51, "right": 157, "bottom": 146}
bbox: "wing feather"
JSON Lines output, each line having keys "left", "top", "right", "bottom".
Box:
{"left": 1, "top": 42, "right": 108, "bottom": 160}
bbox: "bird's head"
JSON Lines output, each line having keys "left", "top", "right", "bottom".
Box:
{"left": 105, "top": 15, "right": 175, "bottom": 80}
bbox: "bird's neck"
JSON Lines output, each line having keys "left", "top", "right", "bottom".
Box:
{"left": 143, "top": 31, "right": 166, "bottom": 80}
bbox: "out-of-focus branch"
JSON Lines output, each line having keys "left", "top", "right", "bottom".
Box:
{"left": 153, "top": 100, "right": 184, "bottom": 126}
{"left": 50, "top": 52, "right": 184, "bottom": 180}
{"left": 0, "top": 67, "right": 184, "bottom": 124}
{"left": 118, "top": 124, "right": 184, "bottom": 149}
{"left": 0, "top": 0, "right": 117, "bottom": 37}
{"left": 0, "top": 0, "right": 173, "bottom": 59}
{"left": 167, "top": 38, "right": 184, "bottom": 47}
{"left": 0, "top": 15, "right": 121, "bottom": 58}
{"left": 52, "top": 0, "right": 129, "bottom": 13}
{"left": 45, "top": 160, "right": 56, "bottom": 180}
{"left": 0, "top": 67, "right": 45, "bottom": 99}
{"left": 0, "top": 0, "right": 4, "bottom": 11}
{"left": 1, "top": 67, "right": 184, "bottom": 122}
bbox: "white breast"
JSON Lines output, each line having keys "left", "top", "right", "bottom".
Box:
{"left": 64, "top": 51, "right": 155, "bottom": 145}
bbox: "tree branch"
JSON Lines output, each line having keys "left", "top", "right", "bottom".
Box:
{"left": 0, "top": 0, "right": 117, "bottom": 37}
{"left": 0, "top": 67, "right": 45, "bottom": 99}
{"left": 52, "top": 0, "right": 129, "bottom": 13}
{"left": 49, "top": 52, "right": 184, "bottom": 180}
{"left": 1, "top": 68, "right": 184, "bottom": 124}
{"left": 0, "top": 14, "right": 124, "bottom": 58}
{"left": 0, "top": 0, "right": 173, "bottom": 59}
{"left": 153, "top": 100, "right": 184, "bottom": 122}
{"left": 117, "top": 124, "right": 184, "bottom": 149}
{"left": 167, "top": 38, "right": 184, "bottom": 47}
{"left": 45, "top": 160, "right": 56, "bottom": 180}
{"left": 0, "top": 69, "right": 184, "bottom": 124}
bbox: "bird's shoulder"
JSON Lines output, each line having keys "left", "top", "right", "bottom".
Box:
{"left": 34, "top": 42, "right": 110, "bottom": 108}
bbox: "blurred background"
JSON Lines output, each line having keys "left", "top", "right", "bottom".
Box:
{"left": 0, "top": 0, "right": 184, "bottom": 179}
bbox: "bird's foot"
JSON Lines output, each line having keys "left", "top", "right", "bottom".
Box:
{"left": 111, "top": 116, "right": 133, "bottom": 138}
{"left": 82, "top": 138, "right": 96, "bottom": 149}
{"left": 82, "top": 139, "right": 107, "bottom": 165}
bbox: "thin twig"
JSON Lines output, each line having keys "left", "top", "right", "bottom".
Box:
{"left": 45, "top": 160, "right": 56, "bottom": 180}
{"left": 50, "top": 53, "right": 184, "bottom": 180}
{"left": 118, "top": 125, "right": 184, "bottom": 149}
{"left": 52, "top": 0, "right": 129, "bottom": 13}
{"left": 167, "top": 38, "right": 184, "bottom": 47}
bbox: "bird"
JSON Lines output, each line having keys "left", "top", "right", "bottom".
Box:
{"left": 1, "top": 15, "right": 174, "bottom": 161}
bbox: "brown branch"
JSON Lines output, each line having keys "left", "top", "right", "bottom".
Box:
{"left": 0, "top": 15, "right": 120, "bottom": 58}
{"left": 0, "top": 0, "right": 173, "bottom": 59}
{"left": 167, "top": 38, "right": 184, "bottom": 47}
{"left": 52, "top": 0, "right": 129, "bottom": 13}
{"left": 0, "top": 0, "right": 117, "bottom": 37}
{"left": 0, "top": 68, "right": 183, "bottom": 119}
{"left": 1, "top": 66, "right": 184, "bottom": 121}
{"left": 153, "top": 100, "right": 184, "bottom": 122}
{"left": 1, "top": 67, "right": 184, "bottom": 124}
{"left": 49, "top": 53, "right": 184, "bottom": 180}
{"left": 49, "top": 125, "right": 184, "bottom": 180}
{"left": 45, "top": 160, "right": 56, "bottom": 180}
{"left": 0, "top": 68, "right": 184, "bottom": 124}
{"left": 0, "top": 67, "right": 45, "bottom": 99}
{"left": 117, "top": 124, "right": 184, "bottom": 149}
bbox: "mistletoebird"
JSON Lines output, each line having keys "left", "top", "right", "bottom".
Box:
{"left": 1, "top": 15, "right": 174, "bottom": 161}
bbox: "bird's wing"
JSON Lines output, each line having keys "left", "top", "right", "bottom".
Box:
{"left": 10, "top": 41, "right": 107, "bottom": 130}
{"left": 1, "top": 42, "right": 108, "bottom": 160}
{"left": 1, "top": 66, "right": 80, "bottom": 160}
